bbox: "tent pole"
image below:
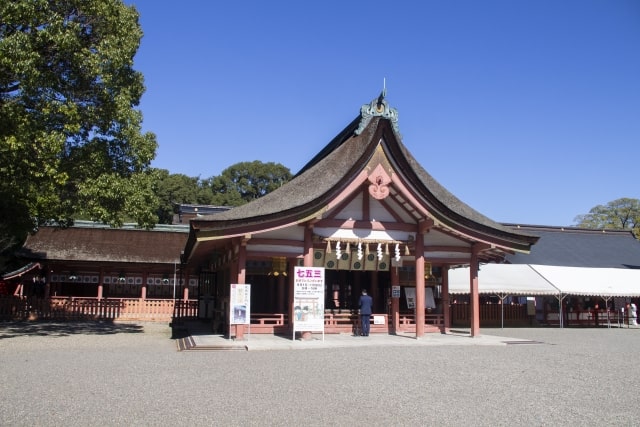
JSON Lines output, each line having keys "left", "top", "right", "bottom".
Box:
{"left": 604, "top": 297, "right": 611, "bottom": 329}
{"left": 555, "top": 293, "right": 565, "bottom": 329}
{"left": 493, "top": 293, "right": 508, "bottom": 329}
{"left": 501, "top": 295, "right": 504, "bottom": 329}
{"left": 500, "top": 293, "right": 508, "bottom": 329}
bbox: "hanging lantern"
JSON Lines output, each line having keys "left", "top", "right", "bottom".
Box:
{"left": 424, "top": 262, "right": 431, "bottom": 278}
{"left": 424, "top": 262, "right": 435, "bottom": 281}
{"left": 405, "top": 244, "right": 410, "bottom": 256}
{"left": 270, "top": 257, "right": 288, "bottom": 276}
{"left": 326, "top": 240, "right": 331, "bottom": 254}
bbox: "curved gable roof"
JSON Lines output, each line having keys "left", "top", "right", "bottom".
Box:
{"left": 187, "top": 96, "right": 538, "bottom": 258}
{"left": 190, "top": 114, "right": 375, "bottom": 232}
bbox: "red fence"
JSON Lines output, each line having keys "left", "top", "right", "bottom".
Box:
{"left": 0, "top": 296, "right": 198, "bottom": 322}
{"left": 451, "top": 303, "right": 531, "bottom": 327}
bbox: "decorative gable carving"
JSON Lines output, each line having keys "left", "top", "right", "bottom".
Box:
{"left": 368, "top": 163, "right": 391, "bottom": 200}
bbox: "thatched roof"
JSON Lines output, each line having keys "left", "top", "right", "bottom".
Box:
{"left": 19, "top": 225, "right": 188, "bottom": 265}
{"left": 187, "top": 99, "right": 537, "bottom": 258}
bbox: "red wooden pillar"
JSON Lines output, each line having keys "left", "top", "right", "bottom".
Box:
{"left": 180, "top": 271, "right": 189, "bottom": 301}
{"left": 441, "top": 265, "right": 450, "bottom": 332}
{"left": 415, "top": 231, "right": 426, "bottom": 338}
{"left": 288, "top": 260, "right": 295, "bottom": 332}
{"left": 97, "top": 271, "right": 104, "bottom": 300}
{"left": 391, "top": 265, "right": 400, "bottom": 334}
{"left": 470, "top": 250, "right": 480, "bottom": 337}
{"left": 303, "top": 226, "right": 313, "bottom": 267}
{"left": 141, "top": 281, "right": 147, "bottom": 300}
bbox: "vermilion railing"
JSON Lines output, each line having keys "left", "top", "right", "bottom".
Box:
{"left": 0, "top": 296, "right": 198, "bottom": 322}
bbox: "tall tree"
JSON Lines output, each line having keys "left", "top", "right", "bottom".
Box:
{"left": 154, "top": 169, "right": 202, "bottom": 224}
{"left": 207, "top": 161, "right": 292, "bottom": 207}
{"left": 574, "top": 198, "right": 640, "bottom": 237}
{"left": 0, "top": 0, "right": 158, "bottom": 257}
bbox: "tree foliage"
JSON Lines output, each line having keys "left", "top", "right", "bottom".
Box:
{"left": 0, "top": 0, "right": 158, "bottom": 253}
{"left": 206, "top": 161, "right": 292, "bottom": 207}
{"left": 574, "top": 198, "right": 640, "bottom": 238}
{"left": 153, "top": 169, "right": 215, "bottom": 224}
{"left": 150, "top": 162, "right": 293, "bottom": 224}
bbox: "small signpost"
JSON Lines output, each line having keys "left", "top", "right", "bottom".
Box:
{"left": 230, "top": 283, "right": 251, "bottom": 338}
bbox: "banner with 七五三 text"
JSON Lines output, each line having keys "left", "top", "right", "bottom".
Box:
{"left": 293, "top": 266, "right": 325, "bottom": 333}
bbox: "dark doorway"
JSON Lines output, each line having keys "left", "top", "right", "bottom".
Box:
{"left": 324, "top": 270, "right": 390, "bottom": 313}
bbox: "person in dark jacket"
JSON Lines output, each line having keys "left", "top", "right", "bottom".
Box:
{"left": 359, "top": 289, "right": 373, "bottom": 336}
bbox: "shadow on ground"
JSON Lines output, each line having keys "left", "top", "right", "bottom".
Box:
{"left": 0, "top": 320, "right": 144, "bottom": 339}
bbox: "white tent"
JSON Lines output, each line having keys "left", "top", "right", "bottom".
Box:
{"left": 448, "top": 264, "right": 559, "bottom": 295}
{"left": 448, "top": 264, "right": 640, "bottom": 297}
{"left": 447, "top": 263, "right": 640, "bottom": 328}
{"left": 528, "top": 265, "right": 640, "bottom": 297}
{"left": 448, "top": 264, "right": 560, "bottom": 328}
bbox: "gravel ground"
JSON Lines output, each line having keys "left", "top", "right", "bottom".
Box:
{"left": 1, "top": 321, "right": 639, "bottom": 426}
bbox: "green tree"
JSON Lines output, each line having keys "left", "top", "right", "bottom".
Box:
{"left": 574, "top": 198, "right": 640, "bottom": 237}
{"left": 154, "top": 169, "right": 202, "bottom": 224}
{"left": 0, "top": 0, "right": 158, "bottom": 254}
{"left": 207, "top": 161, "right": 292, "bottom": 207}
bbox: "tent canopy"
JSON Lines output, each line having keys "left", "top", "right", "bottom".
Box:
{"left": 448, "top": 264, "right": 559, "bottom": 295}
{"left": 447, "top": 264, "right": 640, "bottom": 297}
{"left": 529, "top": 265, "right": 640, "bottom": 297}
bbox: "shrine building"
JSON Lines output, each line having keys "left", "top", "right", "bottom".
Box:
{"left": 183, "top": 93, "right": 539, "bottom": 338}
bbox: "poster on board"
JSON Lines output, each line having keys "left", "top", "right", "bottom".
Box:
{"left": 230, "top": 283, "right": 251, "bottom": 325}
{"left": 293, "top": 266, "right": 325, "bottom": 337}
{"left": 404, "top": 287, "right": 436, "bottom": 309}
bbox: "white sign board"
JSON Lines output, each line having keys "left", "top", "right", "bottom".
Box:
{"left": 404, "top": 287, "right": 436, "bottom": 310}
{"left": 293, "top": 266, "right": 325, "bottom": 338}
{"left": 392, "top": 285, "right": 401, "bottom": 298}
{"left": 373, "top": 315, "right": 385, "bottom": 325}
{"left": 229, "top": 283, "right": 250, "bottom": 325}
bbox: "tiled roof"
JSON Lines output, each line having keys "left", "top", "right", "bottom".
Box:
{"left": 504, "top": 225, "right": 640, "bottom": 268}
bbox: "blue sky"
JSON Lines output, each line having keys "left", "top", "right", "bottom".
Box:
{"left": 127, "top": 0, "right": 639, "bottom": 227}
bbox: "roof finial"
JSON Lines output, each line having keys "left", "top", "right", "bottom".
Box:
{"left": 355, "top": 80, "right": 400, "bottom": 136}
{"left": 377, "top": 77, "right": 386, "bottom": 110}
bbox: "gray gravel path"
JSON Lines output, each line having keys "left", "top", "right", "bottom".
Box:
{"left": 1, "top": 322, "right": 639, "bottom": 426}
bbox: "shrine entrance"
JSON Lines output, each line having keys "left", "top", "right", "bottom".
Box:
{"left": 324, "top": 269, "right": 390, "bottom": 315}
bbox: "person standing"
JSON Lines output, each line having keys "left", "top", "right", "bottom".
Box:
{"left": 359, "top": 289, "right": 373, "bottom": 336}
